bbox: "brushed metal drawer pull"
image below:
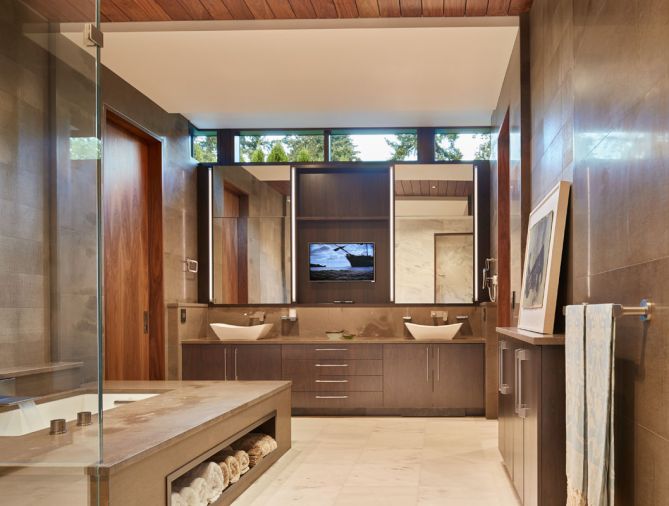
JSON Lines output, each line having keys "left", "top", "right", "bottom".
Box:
{"left": 315, "top": 379, "right": 349, "bottom": 383}
{"left": 315, "top": 348, "right": 348, "bottom": 351}
{"left": 315, "top": 395, "right": 349, "bottom": 399}
{"left": 315, "top": 364, "right": 349, "bottom": 367}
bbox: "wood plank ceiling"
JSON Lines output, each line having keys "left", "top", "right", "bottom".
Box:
{"left": 395, "top": 180, "right": 474, "bottom": 197}
{"left": 85, "top": 0, "right": 534, "bottom": 23}
{"left": 23, "top": 0, "right": 532, "bottom": 24}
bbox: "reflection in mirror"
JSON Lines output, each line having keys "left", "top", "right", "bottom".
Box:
{"left": 211, "top": 166, "right": 291, "bottom": 304}
{"left": 394, "top": 164, "right": 474, "bottom": 303}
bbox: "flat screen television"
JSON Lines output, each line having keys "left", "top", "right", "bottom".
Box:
{"left": 309, "top": 243, "right": 375, "bottom": 282}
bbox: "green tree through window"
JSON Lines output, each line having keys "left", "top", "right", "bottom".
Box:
{"left": 435, "top": 133, "right": 463, "bottom": 161}
{"left": 266, "top": 142, "right": 289, "bottom": 162}
{"left": 329, "top": 135, "right": 361, "bottom": 161}
{"left": 386, "top": 134, "right": 417, "bottom": 161}
{"left": 192, "top": 133, "right": 217, "bottom": 163}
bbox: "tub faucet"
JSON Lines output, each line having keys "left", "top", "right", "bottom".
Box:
{"left": 0, "top": 396, "right": 33, "bottom": 406}
{"left": 244, "top": 311, "right": 266, "bottom": 325}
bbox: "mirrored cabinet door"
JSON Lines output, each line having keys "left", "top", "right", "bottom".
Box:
{"left": 394, "top": 164, "right": 475, "bottom": 304}
{"left": 211, "top": 166, "right": 291, "bottom": 304}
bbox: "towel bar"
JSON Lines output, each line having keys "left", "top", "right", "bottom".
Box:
{"left": 562, "top": 299, "right": 652, "bottom": 322}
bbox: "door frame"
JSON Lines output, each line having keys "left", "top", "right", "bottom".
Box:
{"left": 433, "top": 232, "right": 475, "bottom": 304}
{"left": 496, "top": 109, "right": 511, "bottom": 328}
{"left": 102, "top": 106, "right": 165, "bottom": 380}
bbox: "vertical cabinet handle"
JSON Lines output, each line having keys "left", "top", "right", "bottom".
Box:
{"left": 514, "top": 349, "right": 529, "bottom": 418}
{"left": 499, "top": 340, "right": 510, "bottom": 394}
{"left": 234, "top": 348, "right": 238, "bottom": 380}
{"left": 426, "top": 346, "right": 430, "bottom": 383}
{"left": 224, "top": 348, "right": 228, "bottom": 381}
{"left": 436, "top": 346, "right": 440, "bottom": 382}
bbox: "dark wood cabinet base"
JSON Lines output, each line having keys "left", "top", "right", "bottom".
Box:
{"left": 182, "top": 341, "right": 486, "bottom": 416}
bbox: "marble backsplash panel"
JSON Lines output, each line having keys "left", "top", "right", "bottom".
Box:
{"left": 199, "top": 305, "right": 487, "bottom": 340}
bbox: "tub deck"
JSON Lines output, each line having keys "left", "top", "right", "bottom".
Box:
{"left": 0, "top": 381, "right": 292, "bottom": 505}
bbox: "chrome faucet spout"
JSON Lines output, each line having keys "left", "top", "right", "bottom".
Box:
{"left": 243, "top": 311, "right": 266, "bottom": 325}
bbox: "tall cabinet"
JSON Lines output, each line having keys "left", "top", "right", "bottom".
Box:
{"left": 496, "top": 327, "right": 566, "bottom": 506}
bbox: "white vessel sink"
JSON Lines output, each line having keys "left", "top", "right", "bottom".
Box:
{"left": 405, "top": 322, "right": 463, "bottom": 340}
{"left": 210, "top": 323, "right": 274, "bottom": 341}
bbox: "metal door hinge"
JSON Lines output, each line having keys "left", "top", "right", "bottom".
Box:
{"left": 84, "top": 24, "right": 104, "bottom": 48}
{"left": 143, "top": 311, "right": 149, "bottom": 334}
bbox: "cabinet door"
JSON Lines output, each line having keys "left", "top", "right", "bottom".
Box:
{"left": 231, "top": 345, "right": 282, "bottom": 380}
{"left": 432, "top": 344, "right": 484, "bottom": 410}
{"left": 182, "top": 344, "right": 228, "bottom": 380}
{"left": 383, "top": 344, "right": 433, "bottom": 409}
{"left": 498, "top": 338, "right": 515, "bottom": 475}
{"left": 511, "top": 342, "right": 525, "bottom": 503}
{"left": 520, "top": 346, "right": 540, "bottom": 506}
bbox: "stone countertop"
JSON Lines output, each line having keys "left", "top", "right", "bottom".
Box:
{"left": 181, "top": 336, "right": 487, "bottom": 345}
{"left": 496, "top": 327, "right": 565, "bottom": 346}
{"left": 0, "top": 380, "right": 290, "bottom": 474}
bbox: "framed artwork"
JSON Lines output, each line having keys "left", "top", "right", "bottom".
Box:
{"left": 518, "top": 180, "right": 571, "bottom": 334}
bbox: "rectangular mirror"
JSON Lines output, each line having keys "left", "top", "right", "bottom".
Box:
{"left": 211, "top": 166, "right": 291, "bottom": 304}
{"left": 394, "top": 164, "right": 474, "bottom": 303}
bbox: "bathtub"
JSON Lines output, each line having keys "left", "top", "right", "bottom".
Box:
{"left": 0, "top": 392, "right": 158, "bottom": 436}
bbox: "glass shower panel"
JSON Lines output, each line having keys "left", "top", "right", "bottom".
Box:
{"left": 0, "top": 1, "right": 101, "bottom": 505}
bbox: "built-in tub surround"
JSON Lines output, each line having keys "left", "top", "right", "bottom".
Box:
{"left": 0, "top": 381, "right": 291, "bottom": 505}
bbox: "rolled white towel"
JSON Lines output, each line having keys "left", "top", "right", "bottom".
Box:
{"left": 178, "top": 487, "right": 202, "bottom": 506}
{"left": 234, "top": 450, "right": 250, "bottom": 475}
{"left": 218, "top": 460, "right": 231, "bottom": 489}
{"left": 189, "top": 477, "right": 209, "bottom": 505}
{"left": 192, "top": 462, "right": 225, "bottom": 501}
{"left": 171, "top": 492, "right": 187, "bottom": 506}
{"left": 222, "top": 455, "right": 240, "bottom": 483}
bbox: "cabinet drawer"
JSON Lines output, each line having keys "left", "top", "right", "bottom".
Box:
{"left": 290, "top": 375, "right": 383, "bottom": 392}
{"left": 282, "top": 344, "right": 382, "bottom": 360}
{"left": 292, "top": 391, "right": 383, "bottom": 409}
{"left": 283, "top": 359, "right": 382, "bottom": 377}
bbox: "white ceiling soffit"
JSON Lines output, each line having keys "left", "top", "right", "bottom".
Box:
{"left": 395, "top": 199, "right": 470, "bottom": 218}
{"left": 242, "top": 163, "right": 474, "bottom": 182}
{"left": 394, "top": 163, "right": 473, "bottom": 181}
{"left": 101, "top": 21, "right": 518, "bottom": 129}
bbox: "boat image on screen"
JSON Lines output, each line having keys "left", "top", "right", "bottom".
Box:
{"left": 309, "top": 243, "right": 375, "bottom": 281}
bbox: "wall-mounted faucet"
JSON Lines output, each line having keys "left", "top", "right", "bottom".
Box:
{"left": 402, "top": 312, "right": 412, "bottom": 337}
{"left": 456, "top": 315, "right": 473, "bottom": 336}
{"left": 430, "top": 311, "right": 449, "bottom": 324}
{"left": 244, "top": 311, "right": 266, "bottom": 325}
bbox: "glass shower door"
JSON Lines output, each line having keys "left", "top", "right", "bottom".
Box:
{"left": 0, "top": 1, "right": 102, "bottom": 504}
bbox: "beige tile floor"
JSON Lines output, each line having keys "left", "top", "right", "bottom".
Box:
{"left": 234, "top": 417, "right": 520, "bottom": 506}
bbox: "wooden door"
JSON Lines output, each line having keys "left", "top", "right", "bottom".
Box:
{"left": 104, "top": 119, "right": 150, "bottom": 380}
{"left": 432, "top": 344, "right": 484, "bottom": 410}
{"left": 221, "top": 188, "right": 240, "bottom": 303}
{"left": 382, "top": 344, "right": 433, "bottom": 408}
{"left": 231, "top": 345, "right": 282, "bottom": 380}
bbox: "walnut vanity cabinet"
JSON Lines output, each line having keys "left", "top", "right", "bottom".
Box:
{"left": 383, "top": 343, "right": 485, "bottom": 414}
{"left": 181, "top": 340, "right": 485, "bottom": 415}
{"left": 496, "top": 327, "right": 566, "bottom": 506}
{"left": 182, "top": 344, "right": 282, "bottom": 381}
